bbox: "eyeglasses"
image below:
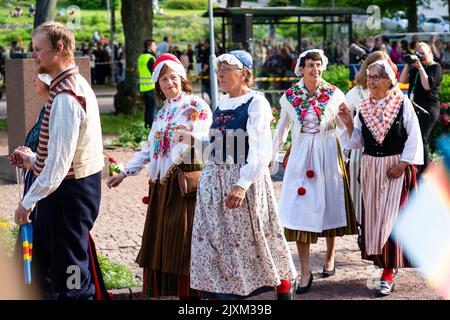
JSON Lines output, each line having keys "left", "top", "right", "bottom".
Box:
{"left": 214, "top": 66, "right": 242, "bottom": 74}
{"left": 366, "top": 75, "right": 388, "bottom": 82}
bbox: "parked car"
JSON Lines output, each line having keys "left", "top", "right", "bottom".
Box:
{"left": 381, "top": 11, "right": 408, "bottom": 31}
{"left": 421, "top": 16, "right": 450, "bottom": 32}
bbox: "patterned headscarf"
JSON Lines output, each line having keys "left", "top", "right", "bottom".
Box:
{"left": 216, "top": 50, "right": 253, "bottom": 70}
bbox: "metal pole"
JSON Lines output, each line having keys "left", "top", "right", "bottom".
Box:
{"left": 208, "top": 0, "right": 218, "bottom": 110}
{"left": 107, "top": 0, "right": 116, "bottom": 85}
{"left": 222, "top": 17, "right": 226, "bottom": 53}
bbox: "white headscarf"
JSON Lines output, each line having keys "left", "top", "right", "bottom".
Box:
{"left": 294, "top": 49, "right": 329, "bottom": 77}
{"left": 367, "top": 60, "right": 397, "bottom": 85}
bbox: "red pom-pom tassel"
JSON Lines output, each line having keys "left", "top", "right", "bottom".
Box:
{"left": 142, "top": 196, "right": 149, "bottom": 204}
{"left": 297, "top": 187, "right": 306, "bottom": 196}
{"left": 306, "top": 170, "right": 315, "bottom": 178}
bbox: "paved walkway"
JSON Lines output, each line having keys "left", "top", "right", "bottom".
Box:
{"left": 0, "top": 132, "right": 442, "bottom": 300}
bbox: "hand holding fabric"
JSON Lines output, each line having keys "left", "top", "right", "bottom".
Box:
{"left": 387, "top": 161, "right": 408, "bottom": 179}
{"left": 225, "top": 185, "right": 246, "bottom": 209}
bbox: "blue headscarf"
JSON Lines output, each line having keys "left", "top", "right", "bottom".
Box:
{"left": 216, "top": 50, "right": 254, "bottom": 70}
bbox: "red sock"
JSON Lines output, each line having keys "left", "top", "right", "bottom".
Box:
{"left": 381, "top": 268, "right": 393, "bottom": 283}
{"left": 276, "top": 279, "right": 291, "bottom": 294}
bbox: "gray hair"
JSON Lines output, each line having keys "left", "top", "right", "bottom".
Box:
{"left": 366, "top": 63, "right": 394, "bottom": 89}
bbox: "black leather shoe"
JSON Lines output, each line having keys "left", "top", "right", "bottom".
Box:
{"left": 296, "top": 272, "right": 313, "bottom": 294}
{"left": 375, "top": 280, "right": 395, "bottom": 297}
{"left": 322, "top": 266, "right": 336, "bottom": 278}
{"left": 277, "top": 279, "right": 296, "bottom": 300}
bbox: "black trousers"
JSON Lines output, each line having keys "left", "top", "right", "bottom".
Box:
{"left": 417, "top": 102, "right": 440, "bottom": 175}
{"left": 32, "top": 172, "right": 101, "bottom": 300}
{"left": 142, "top": 90, "right": 156, "bottom": 128}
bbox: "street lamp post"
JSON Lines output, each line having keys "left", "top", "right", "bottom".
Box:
{"left": 107, "top": 0, "right": 116, "bottom": 85}
{"left": 208, "top": 0, "right": 218, "bottom": 110}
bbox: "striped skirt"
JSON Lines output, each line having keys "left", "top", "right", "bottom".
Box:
{"left": 349, "top": 148, "right": 363, "bottom": 225}
{"left": 360, "top": 155, "right": 417, "bottom": 268}
{"left": 137, "top": 163, "right": 201, "bottom": 299}
{"left": 284, "top": 141, "right": 358, "bottom": 243}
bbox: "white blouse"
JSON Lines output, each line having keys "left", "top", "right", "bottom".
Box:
{"left": 123, "top": 93, "right": 212, "bottom": 182}
{"left": 215, "top": 90, "right": 274, "bottom": 191}
{"left": 272, "top": 79, "right": 348, "bottom": 162}
{"left": 347, "top": 96, "right": 424, "bottom": 165}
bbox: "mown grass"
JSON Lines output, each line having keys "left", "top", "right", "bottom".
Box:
{"left": 100, "top": 111, "right": 143, "bottom": 135}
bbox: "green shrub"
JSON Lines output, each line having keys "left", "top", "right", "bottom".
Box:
{"left": 322, "top": 64, "right": 350, "bottom": 94}
{"left": 166, "top": 0, "right": 208, "bottom": 10}
{"left": 97, "top": 254, "right": 140, "bottom": 290}
{"left": 0, "top": 119, "right": 7, "bottom": 131}
{"left": 439, "top": 73, "right": 450, "bottom": 103}
{"left": 430, "top": 104, "right": 450, "bottom": 153}
{"left": 67, "top": 0, "right": 119, "bottom": 10}
{"left": 269, "top": 0, "right": 290, "bottom": 6}
{"left": 109, "top": 121, "right": 150, "bottom": 149}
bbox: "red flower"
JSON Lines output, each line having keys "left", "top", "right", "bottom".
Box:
{"left": 313, "top": 106, "right": 322, "bottom": 119}
{"left": 301, "top": 109, "right": 308, "bottom": 121}
{"left": 309, "top": 99, "right": 317, "bottom": 106}
{"left": 191, "top": 100, "right": 197, "bottom": 106}
{"left": 198, "top": 110, "right": 207, "bottom": 120}
{"left": 286, "top": 89, "right": 293, "bottom": 96}
{"left": 306, "top": 170, "right": 315, "bottom": 178}
{"left": 293, "top": 97, "right": 303, "bottom": 107}
{"left": 107, "top": 156, "right": 117, "bottom": 164}
{"left": 317, "top": 93, "right": 329, "bottom": 103}
{"left": 297, "top": 187, "right": 306, "bottom": 196}
{"left": 142, "top": 196, "right": 149, "bottom": 204}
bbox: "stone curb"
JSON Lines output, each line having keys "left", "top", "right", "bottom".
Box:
{"left": 108, "top": 287, "right": 144, "bottom": 300}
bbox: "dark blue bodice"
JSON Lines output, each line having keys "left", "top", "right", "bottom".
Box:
{"left": 209, "top": 97, "right": 253, "bottom": 164}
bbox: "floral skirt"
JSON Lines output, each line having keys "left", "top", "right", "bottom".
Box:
{"left": 190, "top": 162, "right": 297, "bottom": 296}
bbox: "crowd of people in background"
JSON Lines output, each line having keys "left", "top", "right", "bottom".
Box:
{"left": 1, "top": 31, "right": 450, "bottom": 90}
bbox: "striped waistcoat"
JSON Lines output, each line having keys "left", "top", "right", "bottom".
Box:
{"left": 33, "top": 66, "right": 86, "bottom": 178}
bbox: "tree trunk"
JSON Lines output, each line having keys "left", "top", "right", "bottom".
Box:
{"left": 407, "top": 0, "right": 418, "bottom": 32}
{"left": 114, "top": 0, "right": 152, "bottom": 114}
{"left": 227, "top": 0, "right": 242, "bottom": 7}
{"left": 34, "top": 0, "right": 57, "bottom": 28}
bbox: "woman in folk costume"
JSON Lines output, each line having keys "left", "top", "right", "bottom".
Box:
{"left": 345, "top": 51, "right": 392, "bottom": 226}
{"left": 106, "top": 53, "right": 212, "bottom": 299}
{"left": 272, "top": 49, "right": 357, "bottom": 294}
{"left": 187, "top": 50, "right": 297, "bottom": 300}
{"left": 339, "top": 60, "right": 423, "bottom": 296}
